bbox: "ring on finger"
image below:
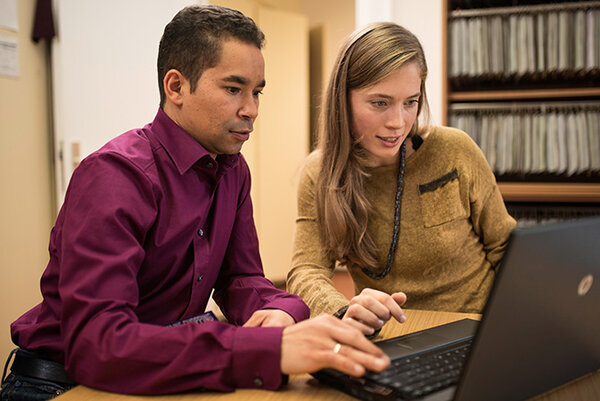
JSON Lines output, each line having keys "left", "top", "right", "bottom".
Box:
{"left": 333, "top": 343, "right": 342, "bottom": 354}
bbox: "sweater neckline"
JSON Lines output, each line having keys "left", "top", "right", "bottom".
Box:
{"left": 406, "top": 127, "right": 437, "bottom": 167}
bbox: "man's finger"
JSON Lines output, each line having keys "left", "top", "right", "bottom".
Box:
{"left": 326, "top": 342, "right": 390, "bottom": 376}
{"left": 327, "top": 319, "right": 385, "bottom": 357}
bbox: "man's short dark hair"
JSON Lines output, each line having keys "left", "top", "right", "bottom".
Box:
{"left": 157, "top": 5, "right": 265, "bottom": 107}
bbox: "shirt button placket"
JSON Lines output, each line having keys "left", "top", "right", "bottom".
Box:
{"left": 196, "top": 228, "right": 205, "bottom": 284}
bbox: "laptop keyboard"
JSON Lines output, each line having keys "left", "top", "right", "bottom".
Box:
{"left": 364, "top": 339, "right": 472, "bottom": 400}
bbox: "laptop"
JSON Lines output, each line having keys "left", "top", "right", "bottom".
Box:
{"left": 313, "top": 217, "right": 600, "bottom": 401}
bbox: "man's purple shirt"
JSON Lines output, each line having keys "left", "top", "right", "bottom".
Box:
{"left": 11, "top": 108, "right": 309, "bottom": 394}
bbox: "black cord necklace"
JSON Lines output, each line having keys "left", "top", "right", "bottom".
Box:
{"left": 360, "top": 140, "right": 406, "bottom": 279}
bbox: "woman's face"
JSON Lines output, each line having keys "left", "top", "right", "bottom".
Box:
{"left": 349, "top": 62, "right": 421, "bottom": 167}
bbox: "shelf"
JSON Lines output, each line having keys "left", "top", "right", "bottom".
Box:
{"left": 444, "top": 0, "right": 600, "bottom": 207}
{"left": 449, "top": 87, "right": 600, "bottom": 102}
{"left": 499, "top": 182, "right": 600, "bottom": 203}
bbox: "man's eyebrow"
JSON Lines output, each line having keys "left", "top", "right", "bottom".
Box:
{"left": 222, "top": 75, "right": 266, "bottom": 88}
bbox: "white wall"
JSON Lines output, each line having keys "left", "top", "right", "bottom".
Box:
{"left": 355, "top": 0, "right": 444, "bottom": 126}
{"left": 392, "top": 0, "right": 443, "bottom": 126}
{"left": 355, "top": 0, "right": 393, "bottom": 27}
{"left": 51, "top": 0, "right": 202, "bottom": 206}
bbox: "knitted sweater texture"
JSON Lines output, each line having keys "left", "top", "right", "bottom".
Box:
{"left": 287, "top": 126, "right": 516, "bottom": 315}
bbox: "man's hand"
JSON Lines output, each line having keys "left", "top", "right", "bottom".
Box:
{"left": 243, "top": 309, "right": 296, "bottom": 328}
{"left": 343, "top": 288, "right": 407, "bottom": 335}
{"left": 280, "top": 314, "right": 390, "bottom": 377}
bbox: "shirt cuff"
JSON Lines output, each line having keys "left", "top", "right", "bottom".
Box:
{"left": 232, "top": 326, "right": 284, "bottom": 390}
{"left": 260, "top": 298, "right": 310, "bottom": 323}
{"left": 333, "top": 304, "right": 349, "bottom": 319}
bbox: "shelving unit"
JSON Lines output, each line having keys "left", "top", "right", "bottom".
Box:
{"left": 444, "top": 0, "right": 600, "bottom": 220}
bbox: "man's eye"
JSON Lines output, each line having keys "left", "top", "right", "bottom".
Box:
{"left": 227, "top": 87, "right": 241, "bottom": 94}
{"left": 253, "top": 90, "right": 263, "bottom": 97}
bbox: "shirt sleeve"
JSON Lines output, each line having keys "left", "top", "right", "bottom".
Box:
{"left": 55, "top": 152, "right": 294, "bottom": 394}
{"left": 286, "top": 153, "right": 351, "bottom": 317}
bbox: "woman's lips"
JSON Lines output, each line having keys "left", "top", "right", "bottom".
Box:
{"left": 377, "top": 136, "right": 401, "bottom": 147}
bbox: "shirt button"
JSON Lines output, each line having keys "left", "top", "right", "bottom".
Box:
{"left": 207, "top": 162, "right": 214, "bottom": 168}
{"left": 197, "top": 275, "right": 203, "bottom": 282}
{"left": 253, "top": 377, "right": 264, "bottom": 387}
{"left": 198, "top": 229, "right": 204, "bottom": 237}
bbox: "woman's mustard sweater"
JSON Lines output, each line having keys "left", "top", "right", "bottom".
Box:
{"left": 287, "top": 126, "right": 516, "bottom": 315}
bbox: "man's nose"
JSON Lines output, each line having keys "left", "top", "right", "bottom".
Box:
{"left": 239, "top": 95, "right": 259, "bottom": 120}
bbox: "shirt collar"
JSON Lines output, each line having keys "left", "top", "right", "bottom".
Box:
{"left": 148, "top": 108, "right": 239, "bottom": 175}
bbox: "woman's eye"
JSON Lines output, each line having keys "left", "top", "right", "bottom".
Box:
{"left": 372, "top": 100, "right": 387, "bottom": 107}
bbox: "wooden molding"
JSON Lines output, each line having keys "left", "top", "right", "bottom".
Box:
{"left": 449, "top": 87, "right": 600, "bottom": 102}
{"left": 499, "top": 182, "right": 600, "bottom": 203}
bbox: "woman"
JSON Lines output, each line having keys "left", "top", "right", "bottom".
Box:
{"left": 286, "top": 22, "right": 516, "bottom": 336}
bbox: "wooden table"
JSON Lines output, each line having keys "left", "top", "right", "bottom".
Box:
{"left": 56, "top": 309, "right": 600, "bottom": 401}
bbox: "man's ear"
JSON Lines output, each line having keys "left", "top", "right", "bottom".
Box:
{"left": 163, "top": 69, "right": 185, "bottom": 106}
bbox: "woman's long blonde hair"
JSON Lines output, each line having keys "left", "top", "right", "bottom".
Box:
{"left": 315, "top": 22, "right": 430, "bottom": 271}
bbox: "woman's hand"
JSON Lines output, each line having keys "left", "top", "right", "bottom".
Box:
{"left": 342, "top": 288, "right": 407, "bottom": 335}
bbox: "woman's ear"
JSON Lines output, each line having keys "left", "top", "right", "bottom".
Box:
{"left": 163, "top": 69, "right": 185, "bottom": 106}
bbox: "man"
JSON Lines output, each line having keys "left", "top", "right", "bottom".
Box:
{"left": 1, "top": 5, "right": 390, "bottom": 399}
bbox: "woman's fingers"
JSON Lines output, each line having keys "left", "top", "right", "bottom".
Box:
{"left": 342, "top": 314, "right": 377, "bottom": 335}
{"left": 345, "top": 289, "right": 407, "bottom": 328}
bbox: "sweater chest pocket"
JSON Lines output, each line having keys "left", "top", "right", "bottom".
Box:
{"left": 418, "top": 168, "right": 466, "bottom": 228}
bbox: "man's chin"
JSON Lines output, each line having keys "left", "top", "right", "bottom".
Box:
{"left": 221, "top": 144, "right": 245, "bottom": 156}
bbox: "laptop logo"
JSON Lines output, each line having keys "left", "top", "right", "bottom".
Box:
{"left": 578, "top": 274, "right": 594, "bottom": 296}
